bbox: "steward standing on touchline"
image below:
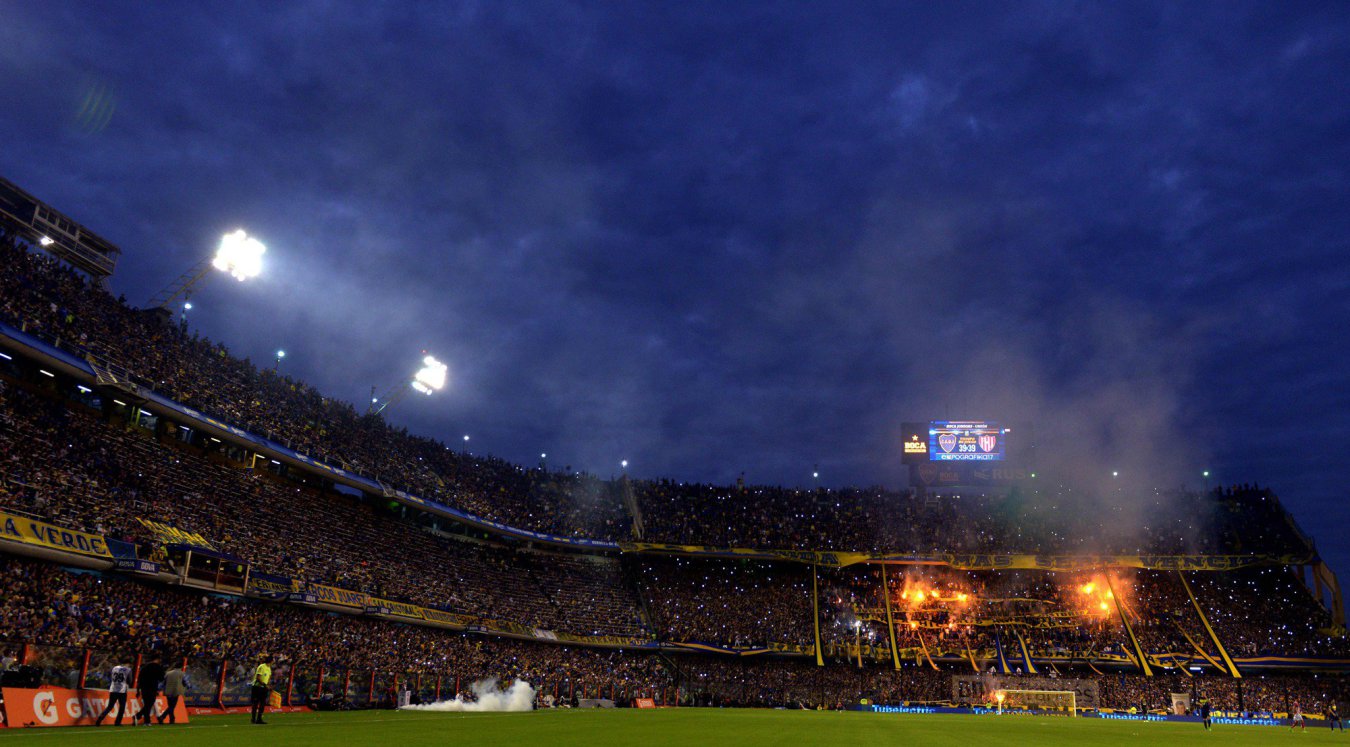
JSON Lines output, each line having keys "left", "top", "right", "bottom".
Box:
{"left": 251, "top": 655, "right": 272, "bottom": 725}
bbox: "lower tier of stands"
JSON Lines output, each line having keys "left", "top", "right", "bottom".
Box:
{"left": 2, "top": 554, "right": 1346, "bottom": 716}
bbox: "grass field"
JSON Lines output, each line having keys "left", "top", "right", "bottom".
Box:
{"left": 0, "top": 708, "right": 1344, "bottom": 746}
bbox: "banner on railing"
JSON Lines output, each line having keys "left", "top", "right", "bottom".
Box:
{"left": 304, "top": 582, "right": 371, "bottom": 609}
{"left": 0, "top": 510, "right": 113, "bottom": 559}
{"left": 420, "top": 608, "right": 477, "bottom": 627}
{"left": 370, "top": 598, "right": 425, "bottom": 619}
{"left": 112, "top": 558, "right": 160, "bottom": 575}
{"left": 134, "top": 517, "right": 216, "bottom": 551}
{"left": 248, "top": 572, "right": 300, "bottom": 598}
{"left": 618, "top": 542, "right": 1311, "bottom": 571}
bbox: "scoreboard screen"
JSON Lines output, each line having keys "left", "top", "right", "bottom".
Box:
{"left": 927, "top": 421, "right": 1007, "bottom": 462}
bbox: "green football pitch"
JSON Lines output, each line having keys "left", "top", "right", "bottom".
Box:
{"left": 0, "top": 708, "right": 1342, "bottom": 746}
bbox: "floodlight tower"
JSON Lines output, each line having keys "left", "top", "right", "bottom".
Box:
{"left": 147, "top": 229, "right": 266, "bottom": 310}
{"left": 368, "top": 355, "right": 448, "bottom": 416}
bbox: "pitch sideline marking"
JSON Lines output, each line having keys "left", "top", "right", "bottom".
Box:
{"left": 0, "top": 711, "right": 565, "bottom": 738}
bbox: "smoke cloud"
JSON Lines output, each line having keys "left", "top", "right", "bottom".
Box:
{"left": 400, "top": 679, "right": 535, "bottom": 713}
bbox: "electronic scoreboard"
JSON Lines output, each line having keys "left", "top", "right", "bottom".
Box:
{"left": 901, "top": 421, "right": 1011, "bottom": 463}
{"left": 927, "top": 420, "right": 1005, "bottom": 461}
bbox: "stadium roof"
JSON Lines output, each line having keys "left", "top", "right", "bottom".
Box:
{"left": 0, "top": 175, "right": 120, "bottom": 279}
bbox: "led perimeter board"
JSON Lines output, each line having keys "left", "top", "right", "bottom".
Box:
{"left": 901, "top": 421, "right": 1009, "bottom": 463}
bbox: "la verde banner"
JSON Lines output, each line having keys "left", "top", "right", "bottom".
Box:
{"left": 619, "top": 543, "right": 1311, "bottom": 571}
{"left": 1, "top": 687, "right": 189, "bottom": 727}
{"left": 0, "top": 510, "right": 112, "bottom": 559}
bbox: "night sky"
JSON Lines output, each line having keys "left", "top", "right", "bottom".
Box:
{"left": 1, "top": 4, "right": 1347, "bottom": 566}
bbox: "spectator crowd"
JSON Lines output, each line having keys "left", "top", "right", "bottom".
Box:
{"left": 0, "top": 224, "right": 1345, "bottom": 715}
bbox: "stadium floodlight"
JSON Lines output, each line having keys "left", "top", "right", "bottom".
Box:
{"left": 39, "top": 235, "right": 54, "bottom": 246}
{"left": 410, "top": 356, "right": 448, "bottom": 395}
{"left": 367, "top": 354, "right": 450, "bottom": 416}
{"left": 148, "top": 229, "right": 267, "bottom": 310}
{"left": 212, "top": 229, "right": 266, "bottom": 281}
{"left": 621, "top": 460, "right": 628, "bottom": 470}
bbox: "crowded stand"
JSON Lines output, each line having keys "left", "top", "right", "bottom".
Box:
{"left": 635, "top": 558, "right": 813, "bottom": 648}
{"left": 0, "top": 383, "right": 648, "bottom": 639}
{"left": 0, "top": 226, "right": 1316, "bottom": 558}
{"left": 0, "top": 227, "right": 627, "bottom": 542}
{"left": 1, "top": 222, "right": 1347, "bottom": 721}
{"left": 3, "top": 552, "right": 1341, "bottom": 714}
{"left": 631, "top": 478, "right": 1311, "bottom": 556}
{"left": 0, "top": 555, "right": 671, "bottom": 707}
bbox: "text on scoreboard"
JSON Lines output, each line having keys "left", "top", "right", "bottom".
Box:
{"left": 927, "top": 421, "right": 1007, "bottom": 461}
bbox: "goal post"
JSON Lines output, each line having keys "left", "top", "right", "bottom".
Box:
{"left": 996, "top": 689, "right": 1077, "bottom": 716}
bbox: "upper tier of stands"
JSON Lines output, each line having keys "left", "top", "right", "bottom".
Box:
{"left": 0, "top": 225, "right": 1317, "bottom": 558}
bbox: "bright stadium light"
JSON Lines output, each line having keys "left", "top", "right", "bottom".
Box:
{"left": 368, "top": 354, "right": 449, "bottom": 416}
{"left": 410, "top": 355, "right": 448, "bottom": 395}
{"left": 212, "top": 229, "right": 266, "bottom": 281}
{"left": 39, "top": 235, "right": 55, "bottom": 246}
{"left": 149, "top": 228, "right": 268, "bottom": 310}
{"left": 621, "top": 459, "right": 628, "bottom": 469}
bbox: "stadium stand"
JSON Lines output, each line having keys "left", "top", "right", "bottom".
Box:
{"left": 0, "top": 222, "right": 1346, "bottom": 717}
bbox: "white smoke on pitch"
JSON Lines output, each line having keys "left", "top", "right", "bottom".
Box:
{"left": 400, "top": 678, "right": 535, "bottom": 712}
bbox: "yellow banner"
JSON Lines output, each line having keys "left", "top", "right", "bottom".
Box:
{"left": 134, "top": 517, "right": 216, "bottom": 550}
{"left": 421, "top": 608, "right": 477, "bottom": 627}
{"left": 305, "top": 583, "right": 371, "bottom": 608}
{"left": 620, "top": 542, "right": 1310, "bottom": 571}
{"left": 0, "top": 510, "right": 112, "bottom": 558}
{"left": 247, "top": 575, "right": 300, "bottom": 596}
{"left": 370, "top": 597, "right": 425, "bottom": 619}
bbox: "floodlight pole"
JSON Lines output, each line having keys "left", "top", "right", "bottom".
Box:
{"left": 147, "top": 255, "right": 214, "bottom": 310}
{"left": 367, "top": 380, "right": 412, "bottom": 416}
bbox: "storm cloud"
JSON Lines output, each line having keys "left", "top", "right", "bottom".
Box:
{"left": 0, "top": 2, "right": 1347, "bottom": 563}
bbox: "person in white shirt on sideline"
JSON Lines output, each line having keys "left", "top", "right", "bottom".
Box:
{"left": 94, "top": 662, "right": 132, "bottom": 726}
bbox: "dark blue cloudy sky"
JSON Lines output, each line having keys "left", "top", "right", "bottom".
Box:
{"left": 1, "top": 3, "right": 1347, "bottom": 562}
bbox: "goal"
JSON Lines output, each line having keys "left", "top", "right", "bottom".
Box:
{"left": 995, "top": 689, "right": 1077, "bottom": 716}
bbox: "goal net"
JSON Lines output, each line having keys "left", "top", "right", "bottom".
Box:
{"left": 996, "top": 689, "right": 1077, "bottom": 716}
